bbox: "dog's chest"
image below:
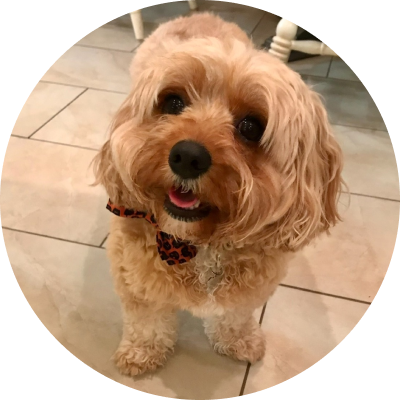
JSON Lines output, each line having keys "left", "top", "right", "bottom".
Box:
{"left": 193, "top": 246, "right": 226, "bottom": 294}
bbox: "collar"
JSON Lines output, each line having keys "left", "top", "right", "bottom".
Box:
{"left": 106, "top": 199, "right": 197, "bottom": 265}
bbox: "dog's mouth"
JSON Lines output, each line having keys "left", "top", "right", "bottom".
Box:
{"left": 164, "top": 186, "right": 211, "bottom": 222}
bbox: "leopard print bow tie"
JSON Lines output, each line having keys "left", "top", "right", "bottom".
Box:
{"left": 106, "top": 199, "right": 197, "bottom": 265}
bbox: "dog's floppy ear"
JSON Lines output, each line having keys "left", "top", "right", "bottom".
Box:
{"left": 92, "top": 97, "right": 133, "bottom": 204}
{"left": 312, "top": 92, "right": 344, "bottom": 230}
{"left": 276, "top": 90, "right": 344, "bottom": 251}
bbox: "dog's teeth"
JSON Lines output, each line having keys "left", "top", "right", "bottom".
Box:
{"left": 185, "top": 200, "right": 201, "bottom": 211}
{"left": 193, "top": 200, "right": 201, "bottom": 209}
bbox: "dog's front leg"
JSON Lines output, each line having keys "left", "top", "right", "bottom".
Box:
{"left": 113, "top": 301, "right": 177, "bottom": 376}
{"left": 204, "top": 308, "right": 265, "bottom": 364}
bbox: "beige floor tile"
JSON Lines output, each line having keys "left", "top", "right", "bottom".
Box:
{"left": 33, "top": 90, "right": 126, "bottom": 149}
{"left": 108, "top": 1, "right": 195, "bottom": 39}
{"left": 42, "top": 46, "right": 132, "bottom": 93}
{"left": 3, "top": 229, "right": 123, "bottom": 381}
{"left": 1, "top": 137, "right": 109, "bottom": 245}
{"left": 77, "top": 25, "right": 140, "bottom": 52}
{"left": 303, "top": 76, "right": 386, "bottom": 131}
{"left": 141, "top": 0, "right": 193, "bottom": 20}
{"left": 243, "top": 286, "right": 369, "bottom": 394}
{"left": 329, "top": 58, "right": 360, "bottom": 82}
{"left": 109, "top": 1, "right": 265, "bottom": 38}
{"left": 250, "top": 12, "right": 281, "bottom": 48}
{"left": 198, "top": 1, "right": 265, "bottom": 34}
{"left": 283, "top": 195, "right": 399, "bottom": 302}
{"left": 4, "top": 229, "right": 257, "bottom": 399}
{"left": 290, "top": 56, "right": 332, "bottom": 78}
{"left": 11, "top": 82, "right": 85, "bottom": 138}
{"left": 335, "top": 125, "right": 399, "bottom": 200}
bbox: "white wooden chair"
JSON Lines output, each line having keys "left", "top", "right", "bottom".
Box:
{"left": 269, "top": 19, "right": 337, "bottom": 63}
{"left": 130, "top": 0, "right": 198, "bottom": 40}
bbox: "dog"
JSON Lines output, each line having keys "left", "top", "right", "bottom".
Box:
{"left": 93, "top": 12, "right": 343, "bottom": 376}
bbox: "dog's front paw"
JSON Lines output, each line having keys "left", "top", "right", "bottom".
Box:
{"left": 113, "top": 340, "right": 172, "bottom": 376}
{"left": 206, "top": 317, "right": 266, "bottom": 364}
{"left": 213, "top": 328, "right": 266, "bottom": 364}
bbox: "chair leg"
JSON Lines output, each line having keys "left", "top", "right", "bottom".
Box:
{"left": 130, "top": 10, "right": 144, "bottom": 40}
{"left": 188, "top": 0, "right": 198, "bottom": 10}
{"left": 269, "top": 19, "right": 298, "bottom": 63}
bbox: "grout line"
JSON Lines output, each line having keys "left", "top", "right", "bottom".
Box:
{"left": 349, "top": 192, "right": 400, "bottom": 203}
{"left": 239, "top": 303, "right": 267, "bottom": 396}
{"left": 39, "top": 80, "right": 128, "bottom": 95}
{"left": 30, "top": 138, "right": 98, "bottom": 152}
{"left": 249, "top": 12, "right": 266, "bottom": 36}
{"left": 99, "top": 234, "right": 109, "bottom": 248}
{"left": 332, "top": 123, "right": 388, "bottom": 134}
{"left": 239, "top": 363, "right": 252, "bottom": 396}
{"left": 28, "top": 88, "right": 89, "bottom": 138}
{"left": 10, "top": 134, "right": 27, "bottom": 139}
{"left": 258, "top": 303, "right": 267, "bottom": 325}
{"left": 279, "top": 284, "right": 371, "bottom": 305}
{"left": 325, "top": 57, "right": 334, "bottom": 78}
{"left": 301, "top": 73, "right": 361, "bottom": 84}
{"left": 74, "top": 43, "right": 134, "bottom": 53}
{"left": 11, "top": 135, "right": 99, "bottom": 152}
{"left": 77, "top": 86, "right": 127, "bottom": 95}
{"left": 40, "top": 80, "right": 89, "bottom": 90}
{"left": 2, "top": 226, "right": 106, "bottom": 249}
{"left": 130, "top": 42, "right": 142, "bottom": 52}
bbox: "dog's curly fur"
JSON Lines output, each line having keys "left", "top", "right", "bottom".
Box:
{"left": 93, "top": 13, "right": 343, "bottom": 376}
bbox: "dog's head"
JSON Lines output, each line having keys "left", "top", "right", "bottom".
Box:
{"left": 93, "top": 36, "right": 343, "bottom": 250}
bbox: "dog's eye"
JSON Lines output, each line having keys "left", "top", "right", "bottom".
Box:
{"left": 162, "top": 95, "right": 185, "bottom": 115}
{"left": 237, "top": 116, "right": 264, "bottom": 142}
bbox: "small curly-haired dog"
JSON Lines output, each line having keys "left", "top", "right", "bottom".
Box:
{"left": 93, "top": 13, "right": 343, "bottom": 376}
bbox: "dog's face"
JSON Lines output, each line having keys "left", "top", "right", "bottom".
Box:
{"left": 94, "top": 38, "right": 343, "bottom": 249}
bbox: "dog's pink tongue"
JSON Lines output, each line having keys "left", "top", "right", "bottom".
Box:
{"left": 168, "top": 187, "right": 198, "bottom": 209}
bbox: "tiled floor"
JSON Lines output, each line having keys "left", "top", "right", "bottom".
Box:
{"left": 1, "top": 1, "right": 399, "bottom": 399}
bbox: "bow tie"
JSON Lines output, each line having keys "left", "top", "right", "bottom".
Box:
{"left": 106, "top": 199, "right": 197, "bottom": 265}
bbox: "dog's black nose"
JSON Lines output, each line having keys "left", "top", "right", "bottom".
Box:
{"left": 168, "top": 140, "right": 212, "bottom": 179}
